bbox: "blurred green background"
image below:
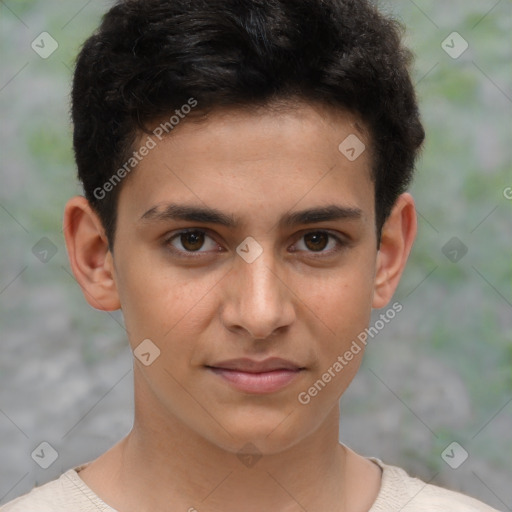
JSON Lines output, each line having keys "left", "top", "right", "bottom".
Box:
{"left": 0, "top": 0, "right": 511, "bottom": 508}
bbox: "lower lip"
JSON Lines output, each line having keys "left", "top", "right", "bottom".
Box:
{"left": 208, "top": 367, "right": 302, "bottom": 394}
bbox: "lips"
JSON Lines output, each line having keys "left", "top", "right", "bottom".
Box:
{"left": 206, "top": 358, "right": 305, "bottom": 394}
{"left": 208, "top": 357, "right": 303, "bottom": 373}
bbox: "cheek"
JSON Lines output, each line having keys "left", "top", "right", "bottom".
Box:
{"left": 295, "top": 258, "right": 375, "bottom": 399}
{"left": 114, "top": 251, "right": 220, "bottom": 350}
{"left": 294, "top": 274, "right": 372, "bottom": 412}
{"left": 113, "top": 250, "right": 170, "bottom": 342}
{"left": 300, "top": 260, "right": 375, "bottom": 338}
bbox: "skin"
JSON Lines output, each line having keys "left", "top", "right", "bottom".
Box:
{"left": 63, "top": 100, "right": 416, "bottom": 512}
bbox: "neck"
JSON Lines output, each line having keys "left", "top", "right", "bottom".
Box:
{"left": 81, "top": 390, "right": 354, "bottom": 512}
{"left": 123, "top": 402, "right": 347, "bottom": 512}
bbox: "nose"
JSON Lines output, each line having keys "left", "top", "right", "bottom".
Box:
{"left": 220, "top": 247, "right": 296, "bottom": 340}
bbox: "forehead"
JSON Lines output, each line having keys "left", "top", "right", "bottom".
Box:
{"left": 117, "top": 102, "right": 375, "bottom": 228}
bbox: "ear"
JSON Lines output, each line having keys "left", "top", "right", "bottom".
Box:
{"left": 372, "top": 193, "right": 417, "bottom": 309}
{"left": 63, "top": 196, "right": 121, "bottom": 311}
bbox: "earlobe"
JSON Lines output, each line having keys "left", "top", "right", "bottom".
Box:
{"left": 372, "top": 193, "right": 417, "bottom": 309}
{"left": 63, "top": 196, "right": 121, "bottom": 312}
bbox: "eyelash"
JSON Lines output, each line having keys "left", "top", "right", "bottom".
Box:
{"left": 163, "top": 229, "right": 347, "bottom": 258}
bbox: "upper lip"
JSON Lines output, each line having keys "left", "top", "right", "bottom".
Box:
{"left": 207, "top": 357, "right": 304, "bottom": 373}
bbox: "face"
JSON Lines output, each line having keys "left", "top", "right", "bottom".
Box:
{"left": 66, "top": 101, "right": 414, "bottom": 456}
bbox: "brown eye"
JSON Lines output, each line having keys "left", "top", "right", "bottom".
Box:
{"left": 180, "top": 231, "right": 205, "bottom": 251}
{"left": 166, "top": 229, "right": 219, "bottom": 255}
{"left": 303, "top": 232, "right": 329, "bottom": 252}
{"left": 293, "top": 230, "right": 345, "bottom": 256}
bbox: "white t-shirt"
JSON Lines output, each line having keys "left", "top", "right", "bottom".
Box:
{"left": 0, "top": 458, "right": 500, "bottom": 511}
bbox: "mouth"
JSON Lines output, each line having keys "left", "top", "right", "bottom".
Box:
{"left": 205, "top": 358, "right": 306, "bottom": 394}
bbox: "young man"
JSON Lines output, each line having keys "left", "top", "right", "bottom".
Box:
{"left": 1, "top": 0, "right": 500, "bottom": 511}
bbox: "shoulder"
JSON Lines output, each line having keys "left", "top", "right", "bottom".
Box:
{"left": 370, "top": 459, "right": 501, "bottom": 512}
{"left": 0, "top": 467, "right": 115, "bottom": 512}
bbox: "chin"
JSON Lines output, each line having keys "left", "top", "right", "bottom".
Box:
{"left": 199, "top": 410, "right": 312, "bottom": 456}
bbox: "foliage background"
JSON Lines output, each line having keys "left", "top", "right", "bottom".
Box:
{"left": 0, "top": 0, "right": 511, "bottom": 508}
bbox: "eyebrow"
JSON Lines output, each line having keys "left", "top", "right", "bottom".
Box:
{"left": 139, "top": 203, "right": 363, "bottom": 229}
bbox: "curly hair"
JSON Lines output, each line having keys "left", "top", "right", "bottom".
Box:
{"left": 71, "top": 0, "right": 425, "bottom": 248}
